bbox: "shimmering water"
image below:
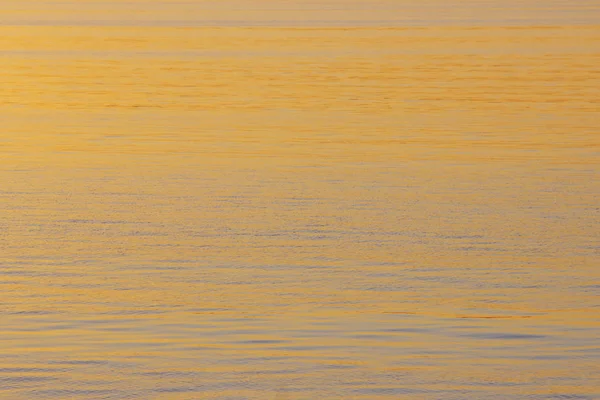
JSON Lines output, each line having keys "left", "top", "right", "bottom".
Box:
{"left": 1, "top": 1, "right": 599, "bottom": 399}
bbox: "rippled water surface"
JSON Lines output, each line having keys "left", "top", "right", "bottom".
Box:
{"left": 1, "top": 1, "right": 599, "bottom": 399}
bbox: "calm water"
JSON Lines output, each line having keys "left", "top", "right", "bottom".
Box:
{"left": 1, "top": 1, "right": 599, "bottom": 399}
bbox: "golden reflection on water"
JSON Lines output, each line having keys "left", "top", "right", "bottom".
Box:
{"left": 0, "top": 9, "right": 599, "bottom": 400}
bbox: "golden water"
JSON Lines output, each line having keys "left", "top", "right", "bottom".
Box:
{"left": 1, "top": 1, "right": 599, "bottom": 399}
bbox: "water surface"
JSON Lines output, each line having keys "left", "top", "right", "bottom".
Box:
{"left": 1, "top": 1, "right": 599, "bottom": 399}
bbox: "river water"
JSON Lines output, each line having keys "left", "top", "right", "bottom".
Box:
{"left": 1, "top": 1, "right": 599, "bottom": 399}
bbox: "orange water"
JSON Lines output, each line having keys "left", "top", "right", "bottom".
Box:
{"left": 0, "top": 1, "right": 599, "bottom": 399}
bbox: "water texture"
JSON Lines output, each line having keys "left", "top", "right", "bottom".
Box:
{"left": 1, "top": 1, "right": 599, "bottom": 399}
